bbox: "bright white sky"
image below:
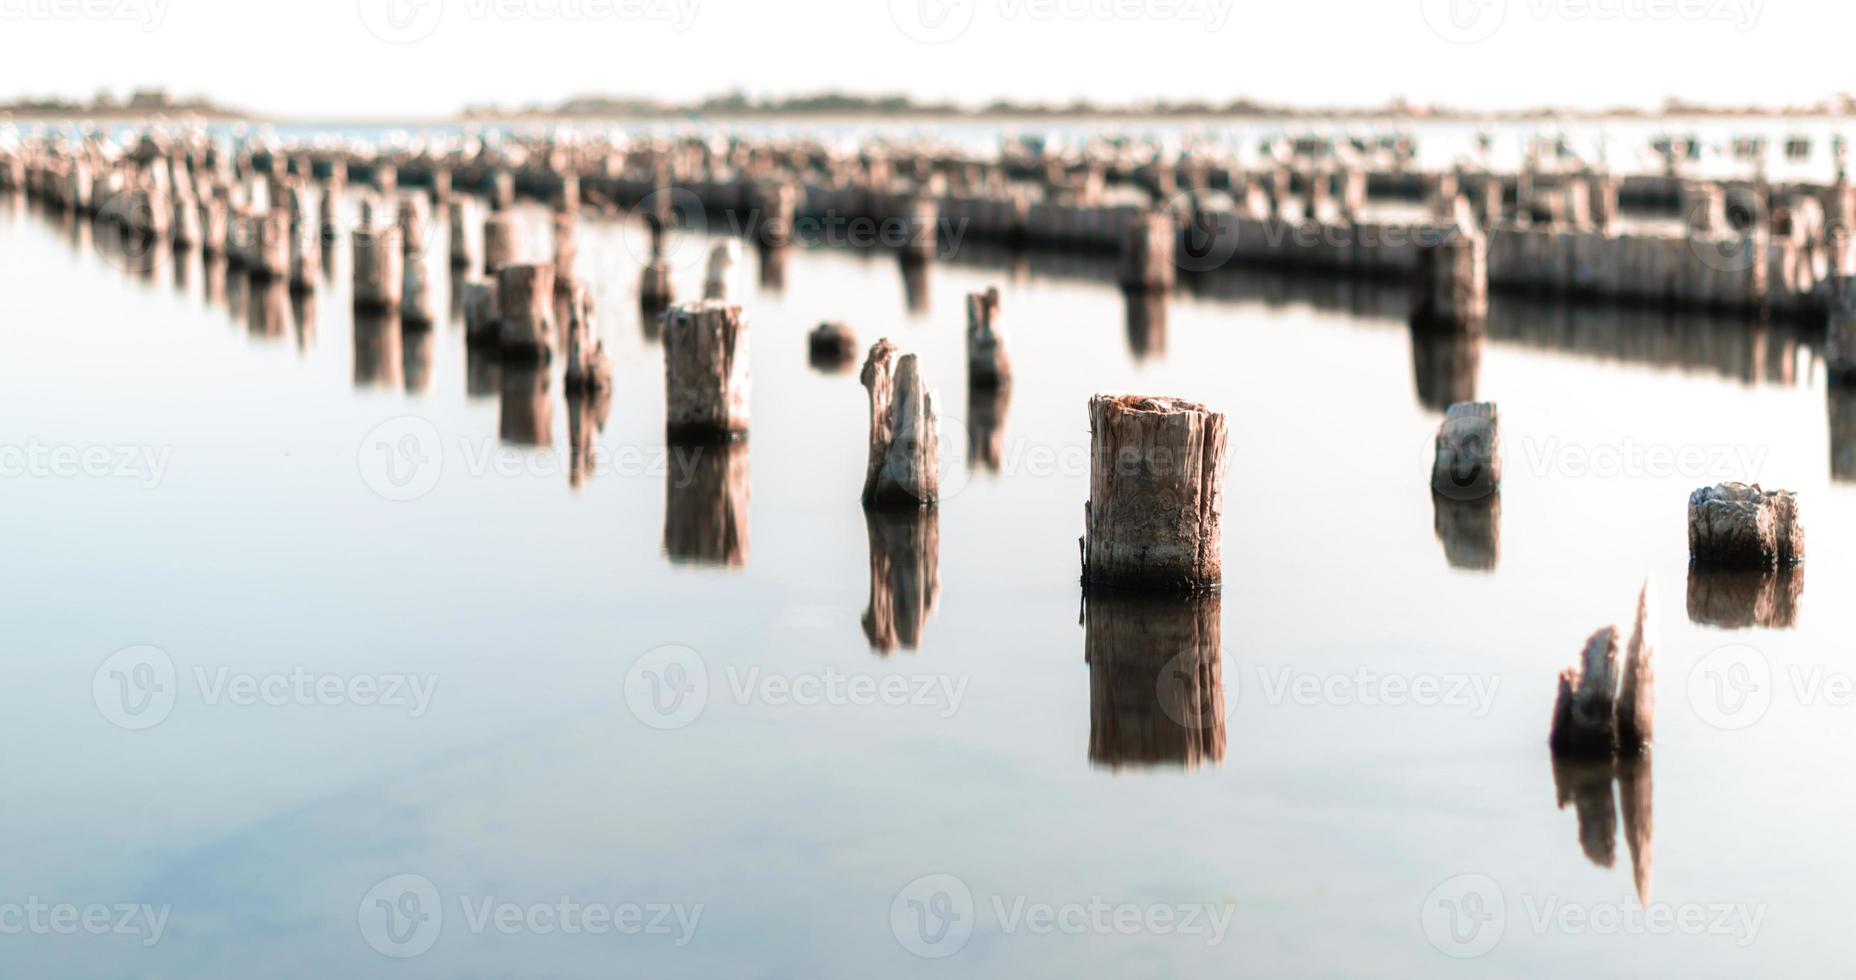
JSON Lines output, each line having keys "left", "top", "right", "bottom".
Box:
{"left": 0, "top": 0, "right": 1833, "bottom": 119}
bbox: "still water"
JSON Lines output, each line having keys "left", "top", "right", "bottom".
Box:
{"left": 1, "top": 186, "right": 1852, "bottom": 978}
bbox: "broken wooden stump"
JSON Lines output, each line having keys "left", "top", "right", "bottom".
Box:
{"left": 496, "top": 263, "right": 556, "bottom": 361}
{"left": 1431, "top": 402, "right": 1501, "bottom": 501}
{"left": 965, "top": 287, "right": 1010, "bottom": 387}
{"left": 1085, "top": 591, "right": 1225, "bottom": 770}
{"left": 862, "top": 507, "right": 941, "bottom": 653}
{"left": 447, "top": 198, "right": 474, "bottom": 269}
{"left": 860, "top": 339, "right": 941, "bottom": 507}
{"left": 397, "top": 196, "right": 428, "bottom": 261}
{"left": 1080, "top": 394, "right": 1227, "bottom": 592}
{"left": 663, "top": 301, "right": 750, "bottom": 441}
{"left": 1118, "top": 210, "right": 1176, "bottom": 290}
{"left": 807, "top": 321, "right": 858, "bottom": 370}
{"left": 562, "top": 285, "right": 613, "bottom": 393}
{"left": 352, "top": 225, "right": 404, "bottom": 312}
{"left": 1688, "top": 483, "right": 1804, "bottom": 566}
{"left": 1550, "top": 582, "right": 1656, "bottom": 758}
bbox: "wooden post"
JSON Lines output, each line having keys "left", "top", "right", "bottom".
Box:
{"left": 902, "top": 196, "right": 939, "bottom": 261}
{"left": 1688, "top": 483, "right": 1804, "bottom": 565}
{"left": 462, "top": 278, "right": 500, "bottom": 347}
{"left": 397, "top": 196, "right": 428, "bottom": 260}
{"left": 862, "top": 508, "right": 941, "bottom": 653}
{"left": 1411, "top": 225, "right": 1488, "bottom": 328}
{"left": 1550, "top": 583, "right": 1656, "bottom": 759}
{"left": 807, "top": 321, "right": 858, "bottom": 370}
{"left": 496, "top": 264, "right": 556, "bottom": 360}
{"left": 483, "top": 212, "right": 517, "bottom": 275}
{"left": 1118, "top": 210, "right": 1176, "bottom": 290}
{"left": 965, "top": 287, "right": 1011, "bottom": 387}
{"left": 553, "top": 213, "right": 579, "bottom": 290}
{"left": 1081, "top": 395, "right": 1227, "bottom": 592}
{"left": 352, "top": 225, "right": 404, "bottom": 311}
{"left": 288, "top": 216, "right": 320, "bottom": 293}
{"left": 663, "top": 301, "right": 751, "bottom": 441}
{"left": 860, "top": 339, "right": 941, "bottom": 507}
{"left": 562, "top": 285, "right": 613, "bottom": 392}
{"left": 1828, "top": 276, "right": 1856, "bottom": 381}
{"left": 402, "top": 253, "right": 437, "bottom": 327}
{"left": 447, "top": 198, "right": 473, "bottom": 268}
{"left": 1432, "top": 402, "right": 1501, "bottom": 500}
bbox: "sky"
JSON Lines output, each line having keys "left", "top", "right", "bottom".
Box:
{"left": 0, "top": 0, "right": 1835, "bottom": 118}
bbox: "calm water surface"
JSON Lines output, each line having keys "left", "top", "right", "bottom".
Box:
{"left": 1, "top": 187, "right": 1852, "bottom": 978}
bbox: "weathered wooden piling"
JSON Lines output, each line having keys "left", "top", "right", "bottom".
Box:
{"left": 1080, "top": 395, "right": 1227, "bottom": 592}
{"left": 1683, "top": 181, "right": 1727, "bottom": 236}
{"left": 288, "top": 218, "right": 320, "bottom": 292}
{"left": 1432, "top": 402, "right": 1501, "bottom": 500}
{"left": 1688, "top": 483, "right": 1805, "bottom": 566}
{"left": 749, "top": 180, "right": 797, "bottom": 248}
{"left": 860, "top": 339, "right": 941, "bottom": 507}
{"left": 462, "top": 278, "right": 500, "bottom": 347}
{"left": 496, "top": 264, "right": 556, "bottom": 360}
{"left": 663, "top": 301, "right": 751, "bottom": 441}
{"left": 1411, "top": 226, "right": 1488, "bottom": 328}
{"left": 807, "top": 321, "right": 858, "bottom": 369}
{"left": 1550, "top": 583, "right": 1656, "bottom": 758}
{"left": 703, "top": 239, "right": 741, "bottom": 301}
{"left": 483, "top": 212, "right": 517, "bottom": 275}
{"left": 965, "top": 287, "right": 1011, "bottom": 387}
{"left": 1118, "top": 210, "right": 1176, "bottom": 290}
{"left": 397, "top": 196, "right": 428, "bottom": 260}
{"left": 352, "top": 225, "right": 404, "bottom": 312}
{"left": 402, "top": 254, "right": 437, "bottom": 326}
{"left": 252, "top": 210, "right": 292, "bottom": 279}
{"left": 1828, "top": 276, "right": 1856, "bottom": 381}
{"left": 552, "top": 213, "right": 579, "bottom": 289}
{"left": 562, "top": 286, "right": 613, "bottom": 392}
{"left": 447, "top": 198, "right": 473, "bottom": 268}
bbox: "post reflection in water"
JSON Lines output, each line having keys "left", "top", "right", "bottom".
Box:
{"left": 171, "top": 244, "right": 195, "bottom": 295}
{"left": 757, "top": 243, "right": 788, "bottom": 293}
{"left": 567, "top": 390, "right": 612, "bottom": 490}
{"left": 1550, "top": 754, "right": 1654, "bottom": 902}
{"left": 900, "top": 255, "right": 931, "bottom": 315}
{"left": 1084, "top": 592, "right": 1226, "bottom": 771}
{"left": 291, "top": 290, "right": 317, "bottom": 350}
{"left": 663, "top": 441, "right": 750, "bottom": 568}
{"left": 248, "top": 279, "right": 290, "bottom": 339}
{"left": 352, "top": 308, "right": 402, "bottom": 389}
{"left": 1409, "top": 323, "right": 1483, "bottom": 412}
{"left": 402, "top": 323, "right": 435, "bottom": 393}
{"left": 966, "top": 383, "right": 1011, "bottom": 473}
{"left": 1432, "top": 492, "right": 1501, "bottom": 571}
{"left": 1123, "top": 288, "right": 1168, "bottom": 361}
{"left": 1831, "top": 388, "right": 1856, "bottom": 481}
{"left": 861, "top": 507, "right": 940, "bottom": 653}
{"left": 1686, "top": 563, "right": 1803, "bottom": 629}
{"left": 466, "top": 343, "right": 500, "bottom": 399}
{"left": 1488, "top": 298, "right": 1810, "bottom": 387}
{"left": 498, "top": 362, "right": 553, "bottom": 447}
{"left": 203, "top": 256, "right": 227, "bottom": 307}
